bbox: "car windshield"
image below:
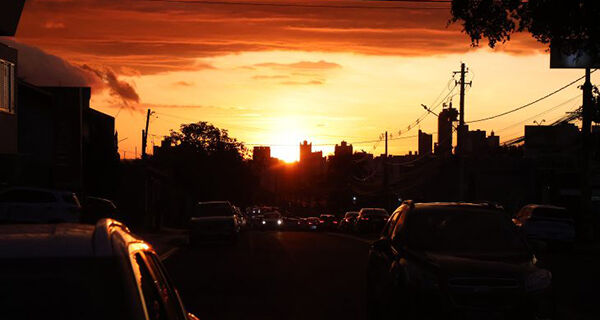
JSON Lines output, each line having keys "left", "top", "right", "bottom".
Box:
{"left": 407, "top": 208, "right": 528, "bottom": 254}
{"left": 362, "top": 209, "right": 388, "bottom": 216}
{"left": 264, "top": 212, "right": 280, "bottom": 219}
{"left": 195, "top": 203, "right": 233, "bottom": 217}
{"left": 0, "top": 257, "right": 128, "bottom": 320}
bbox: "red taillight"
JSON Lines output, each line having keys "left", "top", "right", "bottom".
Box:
{"left": 333, "top": 221, "right": 338, "bottom": 224}
{"left": 361, "top": 217, "right": 369, "bottom": 220}
{"left": 319, "top": 220, "right": 324, "bottom": 223}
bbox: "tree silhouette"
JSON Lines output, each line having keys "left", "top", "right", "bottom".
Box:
{"left": 449, "top": 0, "right": 600, "bottom": 55}
{"left": 166, "top": 122, "right": 247, "bottom": 158}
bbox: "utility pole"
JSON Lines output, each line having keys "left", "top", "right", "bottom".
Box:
{"left": 581, "top": 67, "right": 593, "bottom": 240}
{"left": 384, "top": 131, "right": 389, "bottom": 210}
{"left": 454, "top": 62, "right": 472, "bottom": 153}
{"left": 454, "top": 63, "right": 472, "bottom": 201}
{"left": 141, "top": 108, "right": 152, "bottom": 160}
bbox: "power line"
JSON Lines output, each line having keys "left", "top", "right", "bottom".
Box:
{"left": 467, "top": 70, "right": 597, "bottom": 124}
{"left": 144, "top": 0, "right": 450, "bottom": 10}
{"left": 494, "top": 94, "right": 580, "bottom": 136}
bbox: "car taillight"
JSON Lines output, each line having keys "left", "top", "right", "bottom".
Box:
{"left": 361, "top": 217, "right": 369, "bottom": 220}
{"left": 333, "top": 221, "right": 338, "bottom": 224}
{"left": 319, "top": 220, "right": 324, "bottom": 223}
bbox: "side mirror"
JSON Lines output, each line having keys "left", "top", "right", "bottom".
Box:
{"left": 371, "top": 238, "right": 391, "bottom": 252}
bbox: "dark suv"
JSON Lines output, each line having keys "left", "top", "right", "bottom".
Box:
{"left": 0, "top": 219, "right": 199, "bottom": 320}
{"left": 189, "top": 201, "right": 241, "bottom": 244}
{"left": 367, "top": 202, "right": 552, "bottom": 320}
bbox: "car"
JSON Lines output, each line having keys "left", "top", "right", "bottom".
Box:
{"left": 0, "top": 187, "right": 81, "bottom": 223}
{"left": 283, "top": 216, "right": 301, "bottom": 230}
{"left": 188, "top": 201, "right": 241, "bottom": 245}
{"left": 367, "top": 201, "right": 553, "bottom": 320}
{"left": 339, "top": 211, "right": 359, "bottom": 232}
{"left": 260, "top": 211, "right": 284, "bottom": 229}
{"left": 319, "top": 214, "right": 338, "bottom": 230}
{"left": 0, "top": 219, "right": 199, "bottom": 320}
{"left": 81, "top": 196, "right": 119, "bottom": 224}
{"left": 513, "top": 204, "right": 576, "bottom": 250}
{"left": 354, "top": 208, "right": 389, "bottom": 234}
{"left": 305, "top": 217, "right": 320, "bottom": 231}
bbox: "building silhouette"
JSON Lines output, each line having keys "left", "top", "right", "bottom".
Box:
{"left": 335, "top": 141, "right": 353, "bottom": 157}
{"left": 418, "top": 130, "right": 432, "bottom": 156}
{"left": 436, "top": 104, "right": 458, "bottom": 156}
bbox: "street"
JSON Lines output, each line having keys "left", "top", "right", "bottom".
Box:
{"left": 165, "top": 231, "right": 370, "bottom": 320}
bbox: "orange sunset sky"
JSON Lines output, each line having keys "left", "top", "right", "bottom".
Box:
{"left": 2, "top": 0, "right": 597, "bottom": 162}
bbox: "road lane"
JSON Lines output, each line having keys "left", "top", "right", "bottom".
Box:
{"left": 164, "top": 231, "right": 370, "bottom": 320}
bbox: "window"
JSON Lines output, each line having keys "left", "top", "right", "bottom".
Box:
{"left": 0, "top": 58, "right": 15, "bottom": 114}
{"left": 133, "top": 253, "right": 168, "bottom": 320}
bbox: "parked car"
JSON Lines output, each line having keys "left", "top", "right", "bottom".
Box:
{"left": 305, "top": 217, "right": 320, "bottom": 231}
{"left": 339, "top": 211, "right": 359, "bottom": 232}
{"left": 0, "top": 187, "right": 81, "bottom": 223}
{"left": 189, "top": 201, "right": 240, "bottom": 245}
{"left": 0, "top": 219, "right": 199, "bottom": 320}
{"left": 319, "top": 214, "right": 338, "bottom": 230}
{"left": 354, "top": 208, "right": 389, "bottom": 233}
{"left": 283, "top": 216, "right": 301, "bottom": 230}
{"left": 81, "top": 196, "right": 119, "bottom": 224}
{"left": 367, "top": 201, "right": 552, "bottom": 320}
{"left": 260, "top": 211, "right": 283, "bottom": 230}
{"left": 514, "top": 204, "right": 576, "bottom": 249}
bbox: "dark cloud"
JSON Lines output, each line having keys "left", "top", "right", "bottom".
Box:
{"left": 172, "top": 80, "right": 195, "bottom": 87}
{"left": 255, "top": 60, "right": 341, "bottom": 70}
{"left": 13, "top": 0, "right": 545, "bottom": 75}
{"left": 0, "top": 38, "right": 100, "bottom": 87}
{"left": 280, "top": 80, "right": 323, "bottom": 85}
{"left": 251, "top": 75, "right": 290, "bottom": 80}
{"left": 81, "top": 64, "right": 140, "bottom": 106}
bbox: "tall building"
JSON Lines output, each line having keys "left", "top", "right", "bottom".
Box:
{"left": 253, "top": 146, "right": 271, "bottom": 162}
{"left": 468, "top": 129, "right": 487, "bottom": 154}
{"left": 487, "top": 131, "right": 500, "bottom": 149}
{"left": 418, "top": 130, "right": 432, "bottom": 156}
{"left": 334, "top": 141, "right": 353, "bottom": 157}
{"left": 300, "top": 140, "right": 313, "bottom": 162}
{"left": 436, "top": 104, "right": 458, "bottom": 156}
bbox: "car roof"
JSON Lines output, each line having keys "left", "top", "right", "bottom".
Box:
{"left": 0, "top": 186, "right": 75, "bottom": 195}
{"left": 410, "top": 202, "right": 504, "bottom": 212}
{"left": 0, "top": 219, "right": 147, "bottom": 259}
{"left": 198, "top": 201, "right": 230, "bottom": 205}
{"left": 523, "top": 204, "right": 566, "bottom": 210}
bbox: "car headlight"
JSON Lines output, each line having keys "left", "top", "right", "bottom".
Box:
{"left": 525, "top": 269, "right": 552, "bottom": 292}
{"left": 262, "top": 220, "right": 266, "bottom": 225}
{"left": 277, "top": 219, "right": 282, "bottom": 225}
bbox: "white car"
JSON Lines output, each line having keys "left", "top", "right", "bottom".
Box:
{"left": 513, "top": 204, "right": 576, "bottom": 247}
{"left": 0, "top": 187, "right": 81, "bottom": 223}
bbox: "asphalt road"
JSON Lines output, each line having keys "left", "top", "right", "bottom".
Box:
{"left": 165, "top": 231, "right": 371, "bottom": 320}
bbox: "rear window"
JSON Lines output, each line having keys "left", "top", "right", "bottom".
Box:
{"left": 0, "top": 257, "right": 129, "bottom": 320}
{"left": 0, "top": 190, "right": 56, "bottom": 203}
{"left": 362, "top": 209, "right": 388, "bottom": 216}
{"left": 532, "top": 207, "right": 571, "bottom": 220}
{"left": 345, "top": 212, "right": 358, "bottom": 218}
{"left": 264, "top": 212, "right": 281, "bottom": 219}
{"left": 194, "top": 202, "right": 233, "bottom": 217}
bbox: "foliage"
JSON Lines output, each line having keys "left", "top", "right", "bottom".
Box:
{"left": 449, "top": 0, "right": 600, "bottom": 55}
{"left": 166, "top": 122, "right": 247, "bottom": 158}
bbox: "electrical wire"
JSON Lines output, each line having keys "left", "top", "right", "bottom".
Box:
{"left": 467, "top": 70, "right": 596, "bottom": 124}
